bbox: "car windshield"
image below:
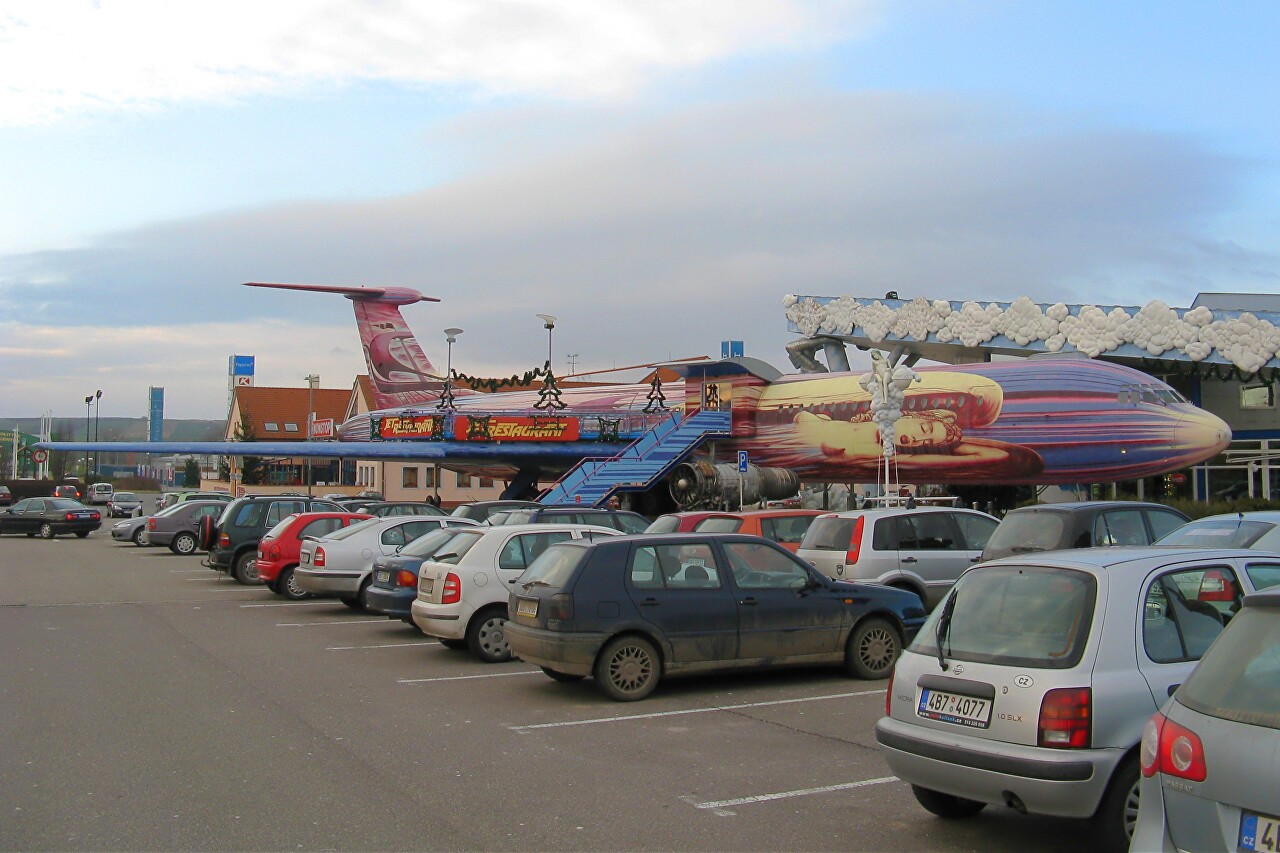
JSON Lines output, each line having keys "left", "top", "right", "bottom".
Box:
{"left": 910, "top": 565, "right": 1097, "bottom": 669}
{"left": 114, "top": 492, "right": 137, "bottom": 501}
{"left": 264, "top": 514, "right": 299, "bottom": 539}
{"left": 48, "top": 498, "right": 83, "bottom": 509}
{"left": 694, "top": 517, "right": 743, "bottom": 533}
{"left": 1176, "top": 604, "right": 1280, "bottom": 730}
{"left": 984, "top": 511, "right": 1069, "bottom": 554}
{"left": 428, "top": 529, "right": 485, "bottom": 564}
{"left": 517, "top": 543, "right": 587, "bottom": 588}
{"left": 1155, "top": 518, "right": 1276, "bottom": 548}
{"left": 399, "top": 527, "right": 464, "bottom": 558}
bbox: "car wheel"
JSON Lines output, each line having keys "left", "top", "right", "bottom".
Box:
{"left": 594, "top": 635, "right": 660, "bottom": 701}
{"left": 339, "top": 596, "right": 361, "bottom": 609}
{"left": 541, "top": 667, "right": 585, "bottom": 682}
{"left": 438, "top": 638, "right": 468, "bottom": 650}
{"left": 466, "top": 607, "right": 513, "bottom": 663}
{"left": 277, "top": 567, "right": 310, "bottom": 601}
{"left": 39, "top": 522, "right": 55, "bottom": 539}
{"left": 170, "top": 532, "right": 197, "bottom": 555}
{"left": 910, "top": 785, "right": 986, "bottom": 819}
{"left": 845, "top": 617, "right": 901, "bottom": 679}
{"left": 132, "top": 527, "right": 146, "bottom": 546}
{"left": 1092, "top": 756, "right": 1140, "bottom": 853}
{"left": 232, "top": 551, "right": 261, "bottom": 585}
{"left": 75, "top": 531, "right": 90, "bottom": 538}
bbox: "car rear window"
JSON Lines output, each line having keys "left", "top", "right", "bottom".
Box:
{"left": 694, "top": 517, "right": 743, "bottom": 533}
{"left": 911, "top": 565, "right": 1097, "bottom": 669}
{"left": 517, "top": 543, "right": 588, "bottom": 589}
{"left": 984, "top": 511, "right": 1069, "bottom": 555}
{"left": 800, "top": 516, "right": 858, "bottom": 551}
{"left": 399, "top": 528, "right": 463, "bottom": 558}
{"left": 1176, "top": 605, "right": 1280, "bottom": 730}
{"left": 430, "top": 530, "right": 485, "bottom": 564}
{"left": 644, "top": 515, "right": 682, "bottom": 534}
{"left": 1156, "top": 519, "right": 1276, "bottom": 548}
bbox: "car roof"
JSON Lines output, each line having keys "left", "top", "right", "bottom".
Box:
{"left": 817, "top": 507, "right": 994, "bottom": 519}
{"left": 1185, "top": 511, "right": 1280, "bottom": 523}
{"left": 721, "top": 508, "right": 825, "bottom": 518}
{"left": 977, "top": 546, "right": 1280, "bottom": 575}
{"left": 1004, "top": 501, "right": 1181, "bottom": 512}
{"left": 467, "top": 523, "right": 619, "bottom": 535}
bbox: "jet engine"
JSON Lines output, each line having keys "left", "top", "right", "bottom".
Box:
{"left": 668, "top": 460, "right": 800, "bottom": 509}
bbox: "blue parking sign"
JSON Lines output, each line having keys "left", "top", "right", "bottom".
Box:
{"left": 737, "top": 450, "right": 749, "bottom": 473}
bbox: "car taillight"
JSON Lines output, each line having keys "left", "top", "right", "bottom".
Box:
{"left": 885, "top": 667, "right": 895, "bottom": 716}
{"left": 396, "top": 570, "right": 417, "bottom": 587}
{"left": 1038, "top": 687, "right": 1091, "bottom": 748}
{"left": 442, "top": 573, "right": 461, "bottom": 604}
{"left": 147, "top": 518, "right": 157, "bottom": 531}
{"left": 64, "top": 512, "right": 77, "bottom": 521}
{"left": 1141, "top": 711, "right": 1207, "bottom": 781}
{"left": 547, "top": 593, "right": 574, "bottom": 621}
{"left": 313, "top": 547, "right": 325, "bottom": 567}
{"left": 845, "top": 516, "right": 865, "bottom": 565}
{"left": 1198, "top": 569, "right": 1235, "bottom": 602}
{"left": 218, "top": 532, "right": 230, "bottom": 548}
{"left": 263, "top": 543, "right": 279, "bottom": 561}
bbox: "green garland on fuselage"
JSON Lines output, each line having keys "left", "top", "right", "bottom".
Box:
{"left": 452, "top": 363, "right": 552, "bottom": 393}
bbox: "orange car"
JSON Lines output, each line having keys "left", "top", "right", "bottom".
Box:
{"left": 688, "top": 508, "right": 825, "bottom": 552}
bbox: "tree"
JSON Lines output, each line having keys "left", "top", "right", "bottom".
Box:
{"left": 232, "top": 410, "right": 265, "bottom": 486}
{"left": 183, "top": 458, "right": 201, "bottom": 488}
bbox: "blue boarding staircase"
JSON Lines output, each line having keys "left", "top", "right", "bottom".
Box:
{"left": 538, "top": 409, "right": 733, "bottom": 507}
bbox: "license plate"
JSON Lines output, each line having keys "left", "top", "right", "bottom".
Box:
{"left": 917, "top": 688, "right": 993, "bottom": 729}
{"left": 375, "top": 570, "right": 390, "bottom": 584}
{"left": 1241, "top": 811, "right": 1280, "bottom": 852}
{"left": 516, "top": 598, "right": 538, "bottom": 618}
{"left": 421, "top": 578, "right": 434, "bottom": 596}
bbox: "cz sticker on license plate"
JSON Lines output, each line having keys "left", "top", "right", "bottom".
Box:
{"left": 1241, "top": 810, "right": 1280, "bottom": 852}
{"left": 516, "top": 598, "right": 538, "bottom": 618}
{"left": 917, "top": 687, "right": 993, "bottom": 729}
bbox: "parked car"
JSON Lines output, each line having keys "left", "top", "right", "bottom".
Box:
{"left": 450, "top": 500, "right": 541, "bottom": 523}
{"left": 0, "top": 485, "right": 12, "bottom": 506}
{"left": 359, "top": 501, "right": 447, "bottom": 518}
{"left": 1131, "top": 589, "right": 1280, "bottom": 852}
{"left": 145, "top": 500, "right": 227, "bottom": 554}
{"left": 158, "top": 490, "right": 233, "bottom": 512}
{"left": 505, "top": 533, "right": 927, "bottom": 700}
{"left": 256, "top": 511, "right": 374, "bottom": 599}
{"left": 874, "top": 547, "right": 1279, "bottom": 852}
{"left": 295, "top": 515, "right": 469, "bottom": 608}
{"left": 413, "top": 524, "right": 622, "bottom": 662}
{"left": 795, "top": 507, "right": 999, "bottom": 609}
{"left": 111, "top": 513, "right": 152, "bottom": 545}
{"left": 496, "top": 506, "right": 651, "bottom": 534}
{"left": 688, "top": 508, "right": 826, "bottom": 553}
{"left": 0, "top": 497, "right": 101, "bottom": 538}
{"left": 1154, "top": 510, "right": 1280, "bottom": 550}
{"left": 53, "top": 484, "right": 79, "bottom": 500}
{"left": 644, "top": 510, "right": 738, "bottom": 534}
{"left": 981, "top": 501, "right": 1189, "bottom": 561}
{"left": 365, "top": 524, "right": 482, "bottom": 622}
{"left": 106, "top": 491, "right": 143, "bottom": 518}
{"left": 200, "top": 495, "right": 345, "bottom": 584}
{"left": 86, "top": 482, "right": 114, "bottom": 505}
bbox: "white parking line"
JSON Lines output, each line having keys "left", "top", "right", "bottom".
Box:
{"left": 508, "top": 689, "right": 885, "bottom": 731}
{"left": 276, "top": 619, "right": 389, "bottom": 626}
{"left": 399, "top": 670, "right": 541, "bottom": 684}
{"left": 690, "top": 776, "right": 898, "bottom": 812}
{"left": 328, "top": 641, "right": 438, "bottom": 650}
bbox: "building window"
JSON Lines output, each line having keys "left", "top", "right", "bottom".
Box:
{"left": 479, "top": 477, "right": 494, "bottom": 489}
{"left": 264, "top": 422, "right": 279, "bottom": 432}
{"left": 456, "top": 472, "right": 471, "bottom": 487}
{"left": 284, "top": 422, "right": 299, "bottom": 432}
{"left": 424, "top": 468, "right": 436, "bottom": 488}
{"left": 402, "top": 466, "right": 419, "bottom": 489}
{"left": 1241, "top": 382, "right": 1276, "bottom": 409}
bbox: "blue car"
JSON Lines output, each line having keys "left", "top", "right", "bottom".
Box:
{"left": 504, "top": 532, "right": 927, "bottom": 701}
{"left": 365, "top": 525, "right": 476, "bottom": 623}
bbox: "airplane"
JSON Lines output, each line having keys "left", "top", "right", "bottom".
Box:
{"left": 39, "top": 282, "right": 1232, "bottom": 506}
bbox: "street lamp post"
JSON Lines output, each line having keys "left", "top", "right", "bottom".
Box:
{"left": 83, "top": 395, "right": 93, "bottom": 482}
{"left": 439, "top": 328, "right": 463, "bottom": 411}
{"left": 93, "top": 389, "right": 101, "bottom": 479}
{"left": 304, "top": 374, "right": 320, "bottom": 497}
{"left": 535, "top": 314, "right": 557, "bottom": 367}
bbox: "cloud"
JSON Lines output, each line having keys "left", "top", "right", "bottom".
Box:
{"left": 2, "top": 91, "right": 1274, "bottom": 417}
{"left": 0, "top": 0, "right": 871, "bottom": 125}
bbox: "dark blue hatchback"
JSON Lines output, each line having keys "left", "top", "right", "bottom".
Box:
{"left": 365, "top": 526, "right": 473, "bottom": 622}
{"left": 505, "top": 533, "right": 927, "bottom": 701}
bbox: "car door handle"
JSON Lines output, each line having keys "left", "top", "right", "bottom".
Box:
{"left": 901, "top": 556, "right": 918, "bottom": 563}
{"left": 640, "top": 598, "right": 660, "bottom": 606}
{"left": 739, "top": 598, "right": 758, "bottom": 606}
{"left": 1167, "top": 683, "right": 1180, "bottom": 697}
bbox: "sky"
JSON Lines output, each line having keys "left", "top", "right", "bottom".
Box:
{"left": 2, "top": 0, "right": 1278, "bottom": 420}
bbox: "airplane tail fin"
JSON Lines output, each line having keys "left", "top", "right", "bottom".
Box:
{"left": 245, "top": 282, "right": 446, "bottom": 410}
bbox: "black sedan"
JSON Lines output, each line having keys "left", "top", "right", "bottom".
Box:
{"left": 0, "top": 497, "right": 102, "bottom": 538}
{"left": 505, "top": 533, "right": 927, "bottom": 701}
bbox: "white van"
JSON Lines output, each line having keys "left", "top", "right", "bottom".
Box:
{"left": 87, "top": 483, "right": 114, "bottom": 505}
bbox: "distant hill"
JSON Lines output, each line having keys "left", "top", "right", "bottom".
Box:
{"left": 1, "top": 417, "right": 225, "bottom": 442}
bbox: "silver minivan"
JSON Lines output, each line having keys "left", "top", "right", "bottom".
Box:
{"left": 875, "top": 547, "right": 1278, "bottom": 852}
{"left": 795, "top": 507, "right": 998, "bottom": 609}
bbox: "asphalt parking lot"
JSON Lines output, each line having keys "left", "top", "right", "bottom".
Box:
{"left": 0, "top": 527, "right": 1098, "bottom": 851}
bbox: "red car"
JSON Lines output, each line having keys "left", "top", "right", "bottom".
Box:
{"left": 687, "top": 508, "right": 826, "bottom": 553}
{"left": 257, "top": 512, "right": 372, "bottom": 600}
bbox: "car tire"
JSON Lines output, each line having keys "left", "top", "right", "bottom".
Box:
{"left": 594, "top": 635, "right": 660, "bottom": 701}
{"left": 339, "top": 596, "right": 361, "bottom": 609}
{"left": 131, "top": 527, "right": 146, "bottom": 546}
{"left": 540, "top": 667, "right": 585, "bottom": 683}
{"left": 438, "top": 638, "right": 468, "bottom": 650}
{"left": 232, "top": 551, "right": 261, "bottom": 585}
{"left": 466, "top": 607, "right": 513, "bottom": 663}
{"left": 75, "top": 531, "right": 90, "bottom": 538}
{"left": 277, "top": 567, "right": 310, "bottom": 601}
{"left": 910, "top": 785, "right": 986, "bottom": 819}
{"left": 39, "top": 522, "right": 55, "bottom": 539}
{"left": 845, "top": 617, "right": 901, "bottom": 679}
{"left": 1092, "top": 755, "right": 1140, "bottom": 853}
{"left": 170, "top": 532, "right": 198, "bottom": 555}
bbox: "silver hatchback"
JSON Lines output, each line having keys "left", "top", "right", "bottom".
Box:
{"left": 795, "top": 507, "right": 998, "bottom": 609}
{"left": 875, "top": 548, "right": 1280, "bottom": 852}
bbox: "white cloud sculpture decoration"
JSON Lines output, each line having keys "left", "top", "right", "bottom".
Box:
{"left": 782, "top": 294, "right": 1280, "bottom": 376}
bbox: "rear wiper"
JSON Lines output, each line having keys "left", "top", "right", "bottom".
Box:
{"left": 521, "top": 579, "right": 551, "bottom": 591}
{"left": 935, "top": 590, "right": 958, "bottom": 672}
